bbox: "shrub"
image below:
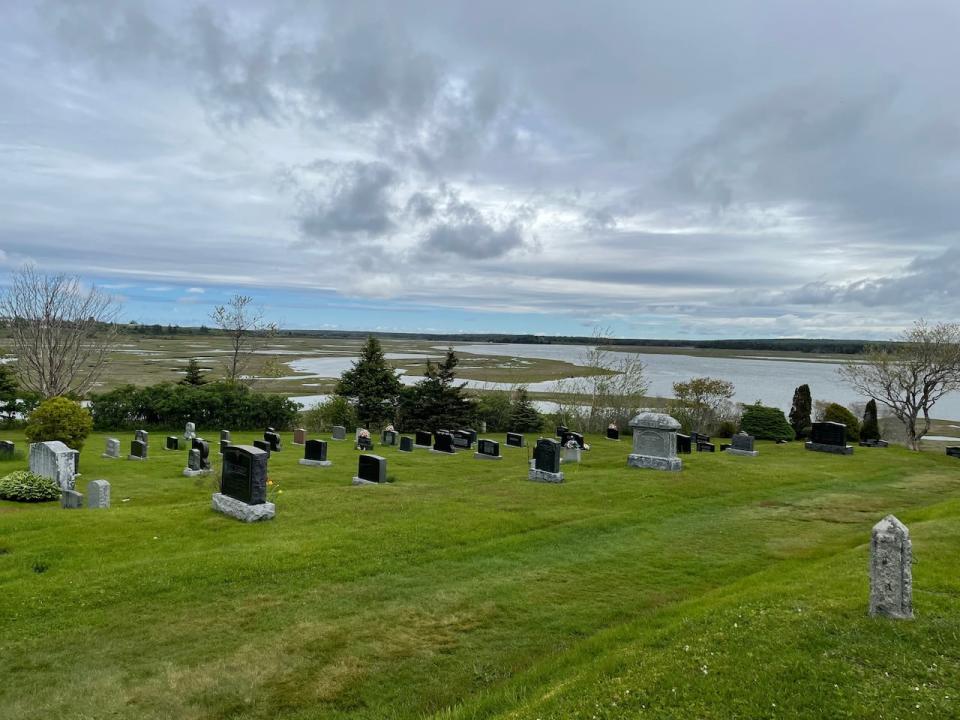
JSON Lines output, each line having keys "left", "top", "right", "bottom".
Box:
{"left": 24, "top": 397, "right": 93, "bottom": 450}
{"left": 861, "top": 399, "right": 881, "bottom": 441}
{"left": 0, "top": 470, "right": 61, "bottom": 502}
{"left": 715, "top": 419, "right": 739, "bottom": 438}
{"left": 740, "top": 403, "right": 795, "bottom": 441}
{"left": 302, "top": 396, "right": 358, "bottom": 433}
{"left": 822, "top": 402, "right": 861, "bottom": 441}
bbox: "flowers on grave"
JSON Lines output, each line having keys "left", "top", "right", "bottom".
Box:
{"left": 384, "top": 425, "right": 395, "bottom": 432}
{"left": 358, "top": 429, "right": 371, "bottom": 439}
{"left": 564, "top": 439, "right": 579, "bottom": 449}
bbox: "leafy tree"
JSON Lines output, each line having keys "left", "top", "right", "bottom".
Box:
{"left": 861, "top": 399, "right": 881, "bottom": 441}
{"left": 839, "top": 320, "right": 960, "bottom": 450}
{"left": 507, "top": 386, "right": 543, "bottom": 432}
{"left": 822, "top": 402, "right": 860, "bottom": 441}
{"left": 335, "top": 337, "right": 402, "bottom": 429}
{"left": 788, "top": 384, "right": 812, "bottom": 439}
{"left": 24, "top": 397, "right": 94, "bottom": 450}
{"left": 398, "top": 349, "right": 475, "bottom": 431}
{"left": 670, "top": 376, "right": 735, "bottom": 434}
{"left": 740, "top": 403, "right": 794, "bottom": 441}
{"left": 180, "top": 358, "right": 208, "bottom": 386}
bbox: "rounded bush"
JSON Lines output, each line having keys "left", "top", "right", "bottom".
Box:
{"left": 822, "top": 403, "right": 861, "bottom": 441}
{"left": 740, "top": 404, "right": 795, "bottom": 441}
{"left": 24, "top": 397, "right": 93, "bottom": 450}
{"left": 0, "top": 470, "right": 61, "bottom": 502}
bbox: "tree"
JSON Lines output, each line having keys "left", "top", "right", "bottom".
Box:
{"left": 507, "top": 386, "right": 543, "bottom": 432}
{"left": 398, "top": 349, "right": 475, "bottom": 431}
{"left": 180, "top": 358, "right": 208, "bottom": 386}
{"left": 209, "top": 295, "right": 278, "bottom": 383}
{"left": 788, "top": 384, "right": 812, "bottom": 439}
{"left": 335, "top": 337, "right": 402, "bottom": 429}
{"left": 24, "top": 396, "right": 94, "bottom": 450}
{"left": 670, "top": 376, "right": 735, "bottom": 434}
{"left": 839, "top": 320, "right": 960, "bottom": 450}
{"left": 822, "top": 402, "right": 860, "bottom": 441}
{"left": 861, "top": 399, "right": 881, "bottom": 441}
{"left": 0, "top": 362, "right": 18, "bottom": 420}
{"left": 740, "top": 403, "right": 794, "bottom": 441}
{"left": 0, "top": 266, "right": 121, "bottom": 398}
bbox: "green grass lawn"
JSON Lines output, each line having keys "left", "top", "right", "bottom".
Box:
{"left": 1, "top": 432, "right": 958, "bottom": 719}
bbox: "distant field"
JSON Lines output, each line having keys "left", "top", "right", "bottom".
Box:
{"left": 1, "top": 431, "right": 957, "bottom": 718}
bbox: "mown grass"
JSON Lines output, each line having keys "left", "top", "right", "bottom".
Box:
{"left": 1, "top": 432, "right": 958, "bottom": 719}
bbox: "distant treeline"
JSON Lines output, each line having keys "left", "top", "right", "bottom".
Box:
{"left": 0, "top": 322, "right": 877, "bottom": 354}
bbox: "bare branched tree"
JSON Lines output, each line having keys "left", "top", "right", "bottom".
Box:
{"left": 209, "top": 295, "right": 278, "bottom": 383}
{"left": 0, "top": 265, "right": 121, "bottom": 398}
{"left": 838, "top": 320, "right": 960, "bottom": 450}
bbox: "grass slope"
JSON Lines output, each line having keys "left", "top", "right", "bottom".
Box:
{"left": 0, "top": 433, "right": 958, "bottom": 719}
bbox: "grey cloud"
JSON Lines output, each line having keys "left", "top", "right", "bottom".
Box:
{"left": 422, "top": 220, "right": 524, "bottom": 260}
{"left": 296, "top": 160, "right": 399, "bottom": 241}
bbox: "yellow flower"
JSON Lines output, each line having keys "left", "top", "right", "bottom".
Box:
{"left": 267, "top": 480, "right": 273, "bottom": 486}
{"left": 277, "top": 489, "right": 283, "bottom": 494}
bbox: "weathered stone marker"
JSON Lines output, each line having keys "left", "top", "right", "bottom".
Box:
{"left": 184, "top": 422, "right": 196, "bottom": 440}
{"left": 102, "top": 438, "right": 120, "bottom": 459}
{"left": 61, "top": 489, "right": 83, "bottom": 509}
{"left": 627, "top": 412, "right": 682, "bottom": 471}
{"left": 331, "top": 425, "right": 346, "bottom": 441}
{"left": 87, "top": 479, "right": 110, "bottom": 509}
{"left": 870, "top": 515, "right": 914, "bottom": 620}
{"left": 30, "top": 441, "right": 80, "bottom": 489}
{"left": 213, "top": 445, "right": 274, "bottom": 522}
{"left": 0, "top": 440, "right": 14, "bottom": 458}
{"left": 299, "top": 439, "right": 332, "bottom": 467}
{"left": 381, "top": 429, "right": 398, "bottom": 446}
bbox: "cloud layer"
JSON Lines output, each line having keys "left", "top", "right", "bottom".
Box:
{"left": 2, "top": 0, "right": 960, "bottom": 337}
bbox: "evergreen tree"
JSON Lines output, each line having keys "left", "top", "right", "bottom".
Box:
{"left": 860, "top": 399, "right": 881, "bottom": 441}
{"left": 335, "top": 337, "right": 402, "bottom": 429}
{"left": 508, "top": 386, "right": 542, "bottom": 432}
{"left": 398, "top": 349, "right": 475, "bottom": 431}
{"left": 181, "top": 358, "right": 208, "bottom": 386}
{"left": 788, "top": 383, "right": 812, "bottom": 439}
{"left": 0, "top": 362, "right": 19, "bottom": 420}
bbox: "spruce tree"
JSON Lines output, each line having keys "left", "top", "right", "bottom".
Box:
{"left": 399, "top": 349, "right": 475, "bottom": 431}
{"left": 181, "top": 358, "right": 208, "bottom": 386}
{"left": 860, "top": 399, "right": 881, "bottom": 441}
{"left": 508, "top": 386, "right": 542, "bottom": 432}
{"left": 0, "top": 362, "right": 18, "bottom": 420}
{"left": 789, "top": 384, "right": 812, "bottom": 439}
{"left": 335, "top": 337, "right": 402, "bottom": 429}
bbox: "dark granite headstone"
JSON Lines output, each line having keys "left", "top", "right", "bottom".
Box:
{"left": 946, "top": 446, "right": 960, "bottom": 459}
{"left": 810, "top": 422, "right": 846, "bottom": 446}
{"left": 220, "top": 439, "right": 229, "bottom": 455}
{"left": 220, "top": 429, "right": 231, "bottom": 442}
{"left": 220, "top": 445, "right": 268, "bottom": 505}
{"left": 264, "top": 431, "right": 282, "bottom": 452}
{"left": 357, "top": 454, "right": 386, "bottom": 484}
{"left": 165, "top": 436, "right": 179, "bottom": 451}
{"left": 461, "top": 428, "right": 478, "bottom": 444}
{"left": 697, "top": 441, "right": 716, "bottom": 453}
{"left": 399, "top": 436, "right": 413, "bottom": 452}
{"left": 253, "top": 439, "right": 271, "bottom": 456}
{"left": 534, "top": 438, "right": 561, "bottom": 473}
{"left": 720, "top": 444, "right": 731, "bottom": 452}
{"left": 381, "top": 430, "right": 398, "bottom": 446}
{"left": 415, "top": 430, "right": 433, "bottom": 447}
{"left": 691, "top": 432, "right": 710, "bottom": 445}
{"left": 606, "top": 427, "right": 620, "bottom": 440}
{"left": 506, "top": 432, "right": 524, "bottom": 447}
{"left": 433, "top": 431, "right": 455, "bottom": 454}
{"left": 731, "top": 433, "right": 755, "bottom": 452}
{"left": 130, "top": 439, "right": 147, "bottom": 459}
{"left": 676, "top": 434, "right": 692, "bottom": 454}
{"left": 453, "top": 431, "right": 472, "bottom": 449}
{"left": 304, "top": 439, "right": 328, "bottom": 462}
{"left": 356, "top": 436, "right": 374, "bottom": 451}
{"left": 556, "top": 425, "right": 569, "bottom": 438}
{"left": 477, "top": 439, "right": 500, "bottom": 457}
{"left": 192, "top": 438, "right": 211, "bottom": 470}
{"left": 0, "top": 440, "right": 15, "bottom": 458}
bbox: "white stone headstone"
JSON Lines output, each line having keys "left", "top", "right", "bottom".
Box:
{"left": 102, "top": 438, "right": 120, "bottom": 459}
{"left": 29, "top": 441, "right": 80, "bottom": 490}
{"left": 87, "top": 480, "right": 110, "bottom": 509}
{"left": 627, "top": 412, "right": 682, "bottom": 471}
{"left": 870, "top": 515, "right": 914, "bottom": 620}
{"left": 184, "top": 422, "right": 196, "bottom": 440}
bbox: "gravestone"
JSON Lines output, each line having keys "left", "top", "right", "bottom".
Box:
{"left": 101, "top": 438, "right": 120, "bottom": 459}
{"left": 299, "top": 439, "right": 332, "bottom": 467}
{"left": 697, "top": 441, "right": 716, "bottom": 453}
{"left": 869, "top": 515, "right": 913, "bottom": 620}
{"left": 184, "top": 440, "right": 211, "bottom": 477}
{"left": 253, "top": 439, "right": 271, "bottom": 456}
{"left": 61, "top": 489, "right": 83, "bottom": 509}
{"left": 556, "top": 425, "right": 569, "bottom": 438}
{"left": 475, "top": 439, "right": 502, "bottom": 460}
{"left": 29, "top": 441, "right": 80, "bottom": 490}
{"left": 331, "top": 426, "right": 346, "bottom": 441}
{"left": 399, "top": 436, "right": 414, "bottom": 452}
{"left": 946, "top": 446, "right": 960, "bottom": 459}
{"left": 805, "top": 421, "right": 853, "bottom": 455}
{"left": 220, "top": 439, "right": 229, "bottom": 455}
{"left": 356, "top": 435, "right": 374, "bottom": 451}
{"left": 220, "top": 429, "right": 232, "bottom": 443}
{"left": 0, "top": 440, "right": 14, "bottom": 459}
{"left": 184, "top": 422, "right": 196, "bottom": 440}
{"left": 627, "top": 412, "right": 682, "bottom": 471}
{"left": 859, "top": 439, "right": 889, "bottom": 448}
{"left": 676, "top": 433, "right": 692, "bottom": 454}
{"left": 453, "top": 431, "right": 472, "bottom": 450}
{"left": 355, "top": 428, "right": 369, "bottom": 443}
{"left": 432, "top": 431, "right": 455, "bottom": 454}
{"left": 293, "top": 428, "right": 306, "bottom": 445}
{"left": 461, "top": 428, "right": 478, "bottom": 444}
{"left": 128, "top": 440, "right": 148, "bottom": 461}
{"left": 725, "top": 432, "right": 759, "bottom": 457}
{"left": 415, "top": 430, "right": 433, "bottom": 448}
{"left": 165, "top": 436, "right": 179, "bottom": 451}
{"left": 506, "top": 432, "right": 525, "bottom": 448}
{"left": 192, "top": 437, "right": 212, "bottom": 467}
{"left": 264, "top": 430, "right": 282, "bottom": 452}
{"left": 561, "top": 443, "right": 582, "bottom": 463}
{"left": 213, "top": 446, "right": 274, "bottom": 522}
{"left": 381, "top": 429, "right": 398, "bottom": 447}
{"left": 87, "top": 479, "right": 110, "bottom": 509}
{"left": 135, "top": 429, "right": 149, "bottom": 445}
{"left": 529, "top": 438, "right": 563, "bottom": 483}
{"left": 353, "top": 454, "right": 387, "bottom": 485}
{"left": 606, "top": 426, "right": 620, "bottom": 441}
{"left": 560, "top": 431, "right": 585, "bottom": 449}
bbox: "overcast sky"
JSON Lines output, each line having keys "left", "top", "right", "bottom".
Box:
{"left": 2, "top": 1, "right": 959, "bottom": 338}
